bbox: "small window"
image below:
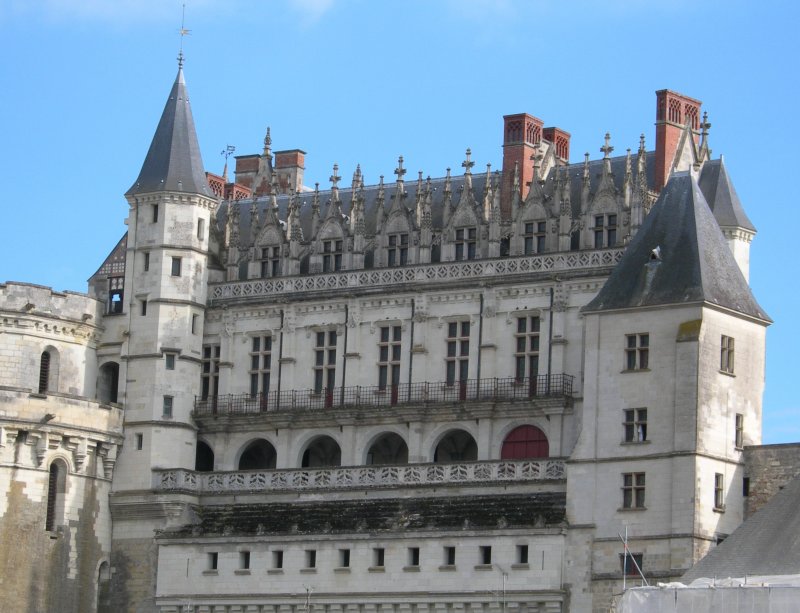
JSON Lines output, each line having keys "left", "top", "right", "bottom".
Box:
{"left": 305, "top": 550, "right": 316, "bottom": 569}
{"left": 240, "top": 551, "right": 251, "bottom": 570}
{"left": 623, "top": 409, "right": 648, "bottom": 442}
{"left": 735, "top": 413, "right": 744, "bottom": 449}
{"left": 373, "top": 547, "right": 385, "bottom": 568}
{"left": 714, "top": 473, "right": 725, "bottom": 510}
{"left": 517, "top": 545, "right": 529, "bottom": 565}
{"left": 140, "top": 300, "right": 147, "bottom": 316}
{"left": 721, "top": 335, "right": 735, "bottom": 374}
{"left": 135, "top": 433, "right": 143, "bottom": 450}
{"left": 743, "top": 477, "right": 750, "bottom": 497}
{"left": 163, "top": 395, "right": 173, "bottom": 418}
{"left": 198, "top": 218, "right": 205, "bottom": 241}
{"left": 207, "top": 552, "right": 218, "bottom": 571}
{"left": 479, "top": 546, "right": 492, "bottom": 565}
{"left": 165, "top": 353, "right": 176, "bottom": 370}
{"left": 408, "top": 547, "right": 420, "bottom": 567}
{"left": 622, "top": 472, "right": 646, "bottom": 509}
{"left": 152, "top": 204, "right": 159, "bottom": 223}
{"left": 620, "top": 552, "right": 643, "bottom": 576}
{"left": 339, "top": 549, "right": 350, "bottom": 568}
{"left": 38, "top": 351, "right": 51, "bottom": 394}
{"left": 272, "top": 550, "right": 284, "bottom": 569}
{"left": 171, "top": 257, "right": 182, "bottom": 277}
{"left": 143, "top": 252, "right": 150, "bottom": 272}
{"left": 191, "top": 314, "right": 198, "bottom": 334}
{"left": 625, "top": 334, "right": 649, "bottom": 370}
{"left": 444, "top": 546, "right": 456, "bottom": 566}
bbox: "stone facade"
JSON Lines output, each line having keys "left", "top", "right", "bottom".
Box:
{"left": 743, "top": 443, "right": 800, "bottom": 517}
{"left": 0, "top": 64, "right": 779, "bottom": 613}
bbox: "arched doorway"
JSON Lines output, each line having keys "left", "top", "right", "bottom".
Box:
{"left": 238, "top": 439, "right": 277, "bottom": 470}
{"left": 195, "top": 440, "right": 215, "bottom": 472}
{"left": 501, "top": 425, "right": 549, "bottom": 459}
{"left": 97, "top": 362, "right": 120, "bottom": 404}
{"left": 433, "top": 429, "right": 478, "bottom": 462}
{"left": 366, "top": 432, "right": 408, "bottom": 465}
{"left": 301, "top": 435, "right": 341, "bottom": 468}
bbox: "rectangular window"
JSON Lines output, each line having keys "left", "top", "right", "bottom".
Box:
{"left": 445, "top": 321, "right": 470, "bottom": 385}
{"left": 444, "top": 546, "right": 456, "bottom": 566}
{"left": 735, "top": 413, "right": 744, "bottom": 449}
{"left": 594, "top": 214, "right": 617, "bottom": 248}
{"left": 272, "top": 550, "right": 284, "bottom": 569}
{"left": 620, "top": 552, "right": 643, "bottom": 576}
{"left": 152, "top": 204, "right": 159, "bottom": 223}
{"left": 108, "top": 277, "right": 124, "bottom": 314}
{"left": 524, "top": 221, "right": 547, "bottom": 254}
{"left": 249, "top": 335, "right": 272, "bottom": 398}
{"left": 140, "top": 300, "right": 147, "bottom": 316}
{"left": 135, "top": 433, "right": 143, "bottom": 450}
{"left": 622, "top": 472, "right": 646, "bottom": 509}
{"left": 514, "top": 316, "right": 540, "bottom": 383}
{"left": 378, "top": 325, "right": 402, "bottom": 391}
{"left": 305, "top": 549, "right": 317, "bottom": 569}
{"left": 313, "top": 331, "right": 337, "bottom": 394}
{"left": 625, "top": 333, "right": 649, "bottom": 370}
{"left": 408, "top": 547, "right": 420, "bottom": 567}
{"left": 322, "top": 239, "right": 343, "bottom": 272}
{"left": 516, "top": 545, "right": 529, "bottom": 565}
{"left": 743, "top": 477, "right": 750, "bottom": 497}
{"left": 201, "top": 344, "right": 220, "bottom": 401}
{"left": 721, "top": 335, "right": 735, "bottom": 374}
{"left": 162, "top": 395, "right": 173, "bottom": 418}
{"left": 197, "top": 218, "right": 205, "bottom": 241}
{"left": 623, "top": 408, "right": 648, "bottom": 443}
{"left": 260, "top": 246, "right": 281, "bottom": 278}
{"left": 480, "top": 546, "right": 492, "bottom": 565}
{"left": 240, "top": 551, "right": 251, "bottom": 570}
{"left": 388, "top": 233, "right": 409, "bottom": 266}
{"left": 714, "top": 473, "right": 725, "bottom": 510}
{"left": 171, "top": 257, "right": 182, "bottom": 277}
{"left": 373, "top": 547, "right": 385, "bottom": 568}
{"left": 165, "top": 353, "right": 176, "bottom": 370}
{"left": 207, "top": 552, "right": 218, "bottom": 571}
{"left": 339, "top": 548, "right": 350, "bottom": 568}
{"left": 143, "top": 252, "right": 150, "bottom": 272}
{"left": 191, "top": 314, "right": 198, "bottom": 334}
{"left": 455, "top": 227, "right": 477, "bottom": 261}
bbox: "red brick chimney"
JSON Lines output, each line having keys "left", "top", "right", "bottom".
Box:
{"left": 654, "top": 89, "right": 702, "bottom": 189}
{"left": 501, "top": 113, "right": 543, "bottom": 217}
{"left": 543, "top": 127, "right": 571, "bottom": 163}
{"left": 274, "top": 149, "right": 306, "bottom": 193}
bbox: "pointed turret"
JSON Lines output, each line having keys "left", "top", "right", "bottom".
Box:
{"left": 127, "top": 66, "right": 210, "bottom": 196}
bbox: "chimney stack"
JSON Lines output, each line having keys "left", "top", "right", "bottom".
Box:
{"left": 274, "top": 149, "right": 306, "bottom": 193}
{"left": 654, "top": 89, "right": 702, "bottom": 189}
{"left": 501, "top": 113, "right": 543, "bottom": 218}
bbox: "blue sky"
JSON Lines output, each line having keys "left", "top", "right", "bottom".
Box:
{"left": 0, "top": 0, "right": 797, "bottom": 443}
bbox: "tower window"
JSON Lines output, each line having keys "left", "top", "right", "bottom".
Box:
{"left": 524, "top": 221, "right": 547, "bottom": 254}
{"left": 191, "top": 314, "right": 198, "bottom": 334}
{"left": 108, "top": 277, "right": 124, "bottom": 314}
{"left": 625, "top": 334, "right": 649, "bottom": 370}
{"left": 388, "top": 233, "right": 409, "bottom": 266}
{"left": 162, "top": 395, "right": 173, "bottom": 418}
{"left": 623, "top": 409, "right": 648, "bottom": 443}
{"left": 135, "top": 433, "right": 143, "bottom": 450}
{"left": 620, "top": 552, "right": 643, "bottom": 576}
{"left": 152, "top": 204, "right": 159, "bottom": 223}
{"left": 38, "top": 351, "right": 51, "bottom": 394}
{"left": 171, "top": 257, "right": 182, "bottom": 277}
{"left": 201, "top": 344, "right": 220, "bottom": 401}
{"left": 261, "top": 246, "right": 281, "bottom": 278}
{"left": 143, "top": 252, "right": 150, "bottom": 272}
{"left": 714, "top": 473, "right": 725, "bottom": 510}
{"left": 455, "top": 227, "right": 477, "bottom": 260}
{"left": 140, "top": 300, "right": 147, "bottom": 316}
{"left": 594, "top": 214, "right": 617, "bottom": 248}
{"left": 322, "top": 239, "right": 343, "bottom": 272}
{"left": 197, "top": 218, "right": 205, "bottom": 241}
{"left": 735, "top": 413, "right": 744, "bottom": 449}
{"left": 165, "top": 353, "right": 176, "bottom": 370}
{"left": 45, "top": 461, "right": 66, "bottom": 531}
{"left": 622, "top": 472, "right": 646, "bottom": 509}
{"left": 721, "top": 335, "right": 735, "bottom": 374}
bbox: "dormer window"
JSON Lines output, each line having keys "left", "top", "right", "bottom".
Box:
{"left": 388, "top": 233, "right": 409, "bottom": 266}
{"left": 594, "top": 214, "right": 617, "bottom": 248}
{"left": 524, "top": 221, "right": 547, "bottom": 254}
{"left": 322, "top": 240, "right": 343, "bottom": 272}
{"left": 261, "top": 246, "right": 281, "bottom": 278}
{"left": 455, "top": 228, "right": 477, "bottom": 261}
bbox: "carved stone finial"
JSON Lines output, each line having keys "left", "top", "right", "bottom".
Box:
{"left": 263, "top": 127, "right": 272, "bottom": 155}
{"left": 462, "top": 148, "right": 474, "bottom": 174}
{"left": 600, "top": 132, "right": 614, "bottom": 159}
{"left": 639, "top": 133, "right": 646, "bottom": 153}
{"left": 330, "top": 164, "right": 341, "bottom": 190}
{"left": 394, "top": 156, "right": 406, "bottom": 181}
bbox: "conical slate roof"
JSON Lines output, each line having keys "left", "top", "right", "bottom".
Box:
{"left": 583, "top": 171, "right": 768, "bottom": 321}
{"left": 699, "top": 158, "right": 755, "bottom": 232}
{"left": 126, "top": 66, "right": 211, "bottom": 197}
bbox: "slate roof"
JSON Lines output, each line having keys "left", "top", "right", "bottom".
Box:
{"left": 699, "top": 158, "right": 755, "bottom": 232}
{"left": 126, "top": 67, "right": 211, "bottom": 197}
{"left": 682, "top": 476, "right": 800, "bottom": 581}
{"left": 161, "top": 493, "right": 566, "bottom": 538}
{"left": 583, "top": 172, "right": 769, "bottom": 321}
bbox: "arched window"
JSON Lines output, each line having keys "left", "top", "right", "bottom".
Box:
{"left": 238, "top": 439, "right": 277, "bottom": 470}
{"left": 433, "top": 430, "right": 478, "bottom": 463}
{"left": 97, "top": 362, "right": 120, "bottom": 404}
{"left": 366, "top": 433, "right": 408, "bottom": 465}
{"left": 501, "top": 425, "right": 549, "bottom": 459}
{"left": 196, "top": 440, "right": 215, "bottom": 472}
{"left": 39, "top": 351, "right": 51, "bottom": 393}
{"left": 45, "top": 460, "right": 67, "bottom": 531}
{"left": 301, "top": 436, "right": 341, "bottom": 468}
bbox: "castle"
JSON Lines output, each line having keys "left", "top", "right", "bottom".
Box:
{"left": 0, "top": 58, "right": 772, "bottom": 613}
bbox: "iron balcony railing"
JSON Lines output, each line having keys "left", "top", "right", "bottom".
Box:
{"left": 194, "top": 373, "right": 573, "bottom": 416}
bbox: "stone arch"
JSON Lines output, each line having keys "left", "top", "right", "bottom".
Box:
{"left": 237, "top": 439, "right": 277, "bottom": 470}
{"left": 96, "top": 559, "right": 111, "bottom": 612}
{"left": 433, "top": 428, "right": 478, "bottom": 463}
{"left": 301, "top": 435, "right": 341, "bottom": 468}
{"left": 39, "top": 346, "right": 60, "bottom": 394}
{"left": 364, "top": 431, "right": 409, "bottom": 465}
{"left": 45, "top": 457, "right": 68, "bottom": 531}
{"left": 97, "top": 361, "right": 120, "bottom": 404}
{"left": 501, "top": 424, "right": 549, "bottom": 459}
{"left": 195, "top": 439, "right": 215, "bottom": 472}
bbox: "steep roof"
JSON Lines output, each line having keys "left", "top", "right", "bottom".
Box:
{"left": 699, "top": 158, "right": 755, "bottom": 232}
{"left": 683, "top": 476, "right": 800, "bottom": 581}
{"left": 583, "top": 171, "right": 768, "bottom": 321}
{"left": 126, "top": 66, "right": 211, "bottom": 197}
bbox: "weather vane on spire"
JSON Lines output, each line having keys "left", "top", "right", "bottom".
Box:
{"left": 178, "top": 3, "right": 191, "bottom": 68}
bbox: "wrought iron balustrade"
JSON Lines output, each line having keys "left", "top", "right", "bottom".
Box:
{"left": 194, "top": 373, "right": 573, "bottom": 416}
{"left": 154, "top": 458, "right": 566, "bottom": 494}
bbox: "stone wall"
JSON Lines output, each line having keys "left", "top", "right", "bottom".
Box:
{"left": 743, "top": 443, "right": 800, "bottom": 517}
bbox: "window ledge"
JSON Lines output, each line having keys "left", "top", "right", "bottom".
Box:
{"left": 511, "top": 563, "right": 530, "bottom": 570}
{"left": 267, "top": 569, "right": 283, "bottom": 575}
{"left": 439, "top": 564, "right": 457, "bottom": 571}
{"left": 334, "top": 567, "right": 351, "bottom": 574}
{"left": 620, "top": 369, "right": 651, "bottom": 374}
{"left": 234, "top": 569, "right": 251, "bottom": 576}
{"left": 403, "top": 566, "right": 421, "bottom": 572}
{"left": 621, "top": 440, "right": 650, "bottom": 446}
{"left": 719, "top": 370, "right": 736, "bottom": 378}
{"left": 368, "top": 566, "right": 386, "bottom": 573}
{"left": 474, "top": 564, "right": 494, "bottom": 571}
{"left": 618, "top": 507, "right": 647, "bottom": 512}
{"left": 713, "top": 506, "right": 726, "bottom": 514}
{"left": 300, "top": 568, "right": 317, "bottom": 574}
{"left": 201, "top": 570, "right": 218, "bottom": 576}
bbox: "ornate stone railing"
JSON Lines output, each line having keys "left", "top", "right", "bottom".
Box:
{"left": 154, "top": 458, "right": 566, "bottom": 494}
{"left": 209, "top": 249, "right": 623, "bottom": 303}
